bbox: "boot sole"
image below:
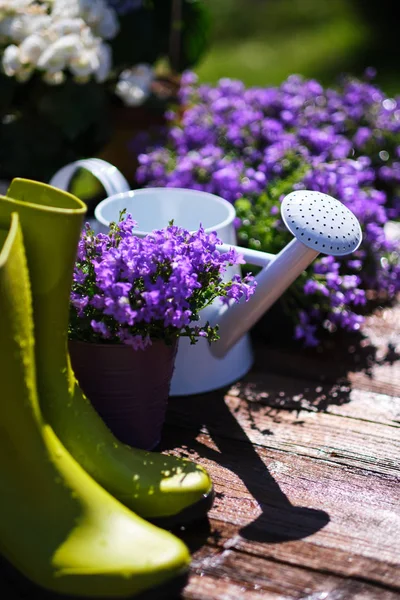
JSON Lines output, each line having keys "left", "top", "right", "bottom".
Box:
{"left": 0, "top": 553, "right": 188, "bottom": 600}
{"left": 150, "top": 486, "right": 215, "bottom": 529}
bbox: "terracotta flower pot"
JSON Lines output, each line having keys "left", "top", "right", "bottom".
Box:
{"left": 69, "top": 339, "right": 178, "bottom": 449}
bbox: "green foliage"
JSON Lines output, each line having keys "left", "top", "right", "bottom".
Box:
{"left": 235, "top": 156, "right": 312, "bottom": 318}
{"left": 236, "top": 155, "right": 309, "bottom": 256}
{"left": 174, "top": 0, "right": 211, "bottom": 71}
{"left": 111, "top": 0, "right": 211, "bottom": 72}
{"left": 196, "top": 0, "right": 374, "bottom": 91}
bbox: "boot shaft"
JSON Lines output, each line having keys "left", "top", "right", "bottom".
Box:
{"left": 0, "top": 180, "right": 86, "bottom": 394}
{"left": 0, "top": 213, "right": 77, "bottom": 519}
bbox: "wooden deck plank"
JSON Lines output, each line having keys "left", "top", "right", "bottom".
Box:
{"left": 228, "top": 373, "right": 400, "bottom": 427}
{"left": 184, "top": 548, "right": 400, "bottom": 600}
{"left": 162, "top": 303, "right": 400, "bottom": 598}
{"left": 161, "top": 426, "right": 400, "bottom": 590}
{"left": 166, "top": 390, "right": 400, "bottom": 476}
{"left": 252, "top": 304, "right": 400, "bottom": 398}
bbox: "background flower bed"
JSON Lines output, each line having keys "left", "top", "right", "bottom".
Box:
{"left": 135, "top": 71, "right": 400, "bottom": 346}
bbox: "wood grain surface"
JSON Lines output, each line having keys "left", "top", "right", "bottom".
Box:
{"left": 161, "top": 304, "right": 400, "bottom": 599}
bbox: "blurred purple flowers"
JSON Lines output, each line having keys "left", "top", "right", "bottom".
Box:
{"left": 135, "top": 71, "right": 400, "bottom": 346}
{"left": 69, "top": 213, "right": 256, "bottom": 349}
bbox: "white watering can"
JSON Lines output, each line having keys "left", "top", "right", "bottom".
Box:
{"left": 50, "top": 159, "right": 362, "bottom": 396}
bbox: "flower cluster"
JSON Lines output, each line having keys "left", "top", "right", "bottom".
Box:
{"left": 136, "top": 71, "right": 400, "bottom": 346}
{"left": 69, "top": 213, "right": 256, "bottom": 349}
{"left": 0, "top": 0, "right": 118, "bottom": 84}
{"left": 115, "top": 63, "right": 154, "bottom": 107}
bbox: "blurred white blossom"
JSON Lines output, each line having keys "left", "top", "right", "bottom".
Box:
{"left": 115, "top": 63, "right": 154, "bottom": 107}
{"left": 0, "top": 0, "right": 119, "bottom": 84}
{"left": 2, "top": 44, "right": 21, "bottom": 76}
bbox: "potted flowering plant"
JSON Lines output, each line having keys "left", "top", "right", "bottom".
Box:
{"left": 68, "top": 212, "right": 255, "bottom": 448}
{"left": 0, "top": 0, "right": 210, "bottom": 182}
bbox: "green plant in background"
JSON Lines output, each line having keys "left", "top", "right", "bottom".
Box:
{"left": 197, "top": 0, "right": 400, "bottom": 95}
{"left": 235, "top": 157, "right": 313, "bottom": 327}
{"left": 236, "top": 155, "right": 308, "bottom": 257}
{"left": 0, "top": 0, "right": 210, "bottom": 182}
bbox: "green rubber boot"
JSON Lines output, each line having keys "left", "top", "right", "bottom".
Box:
{"left": 0, "top": 179, "right": 213, "bottom": 523}
{"left": 0, "top": 212, "right": 190, "bottom": 598}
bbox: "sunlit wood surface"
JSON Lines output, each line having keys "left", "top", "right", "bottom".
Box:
{"left": 162, "top": 305, "right": 400, "bottom": 599}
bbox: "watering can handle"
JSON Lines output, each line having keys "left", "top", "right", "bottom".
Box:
{"left": 49, "top": 159, "right": 130, "bottom": 196}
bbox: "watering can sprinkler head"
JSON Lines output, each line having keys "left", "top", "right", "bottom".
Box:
{"left": 281, "top": 190, "right": 362, "bottom": 256}
{"left": 211, "top": 190, "right": 362, "bottom": 358}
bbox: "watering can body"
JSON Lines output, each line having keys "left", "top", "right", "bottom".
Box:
{"left": 50, "top": 159, "right": 362, "bottom": 396}
{"left": 90, "top": 186, "right": 266, "bottom": 396}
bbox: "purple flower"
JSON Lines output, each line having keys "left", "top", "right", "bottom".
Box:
{"left": 90, "top": 320, "right": 111, "bottom": 339}
{"left": 71, "top": 292, "right": 89, "bottom": 317}
{"left": 69, "top": 215, "right": 255, "bottom": 348}
{"left": 134, "top": 71, "right": 400, "bottom": 346}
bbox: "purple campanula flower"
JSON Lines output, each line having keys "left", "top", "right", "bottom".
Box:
{"left": 133, "top": 71, "right": 400, "bottom": 346}
{"left": 69, "top": 214, "right": 256, "bottom": 348}
{"left": 90, "top": 320, "right": 111, "bottom": 338}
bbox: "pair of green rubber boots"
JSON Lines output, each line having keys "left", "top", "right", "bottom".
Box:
{"left": 0, "top": 180, "right": 213, "bottom": 598}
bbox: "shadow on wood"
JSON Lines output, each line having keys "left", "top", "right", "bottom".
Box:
{"left": 161, "top": 391, "right": 330, "bottom": 545}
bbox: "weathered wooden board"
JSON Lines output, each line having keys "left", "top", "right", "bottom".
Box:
{"left": 227, "top": 373, "right": 400, "bottom": 426}
{"left": 252, "top": 305, "right": 400, "bottom": 398}
{"left": 166, "top": 388, "right": 400, "bottom": 476}
{"left": 160, "top": 301, "right": 400, "bottom": 598}
{"left": 162, "top": 426, "right": 400, "bottom": 591}
{"left": 185, "top": 548, "right": 400, "bottom": 600}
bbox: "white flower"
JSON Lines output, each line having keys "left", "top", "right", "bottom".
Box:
{"left": 51, "top": 0, "right": 80, "bottom": 19}
{"left": 23, "top": 15, "right": 53, "bottom": 38}
{"left": 49, "top": 17, "right": 85, "bottom": 36}
{"left": 115, "top": 64, "right": 154, "bottom": 107}
{"left": 69, "top": 47, "right": 99, "bottom": 79}
{"left": 19, "top": 33, "right": 47, "bottom": 64}
{"left": 52, "top": 0, "right": 119, "bottom": 39}
{"left": 42, "top": 70, "right": 66, "bottom": 85}
{"left": 6, "top": 15, "right": 26, "bottom": 41}
{"left": 95, "top": 43, "right": 111, "bottom": 83}
{"left": 0, "top": 16, "right": 14, "bottom": 38}
{"left": 95, "top": 7, "right": 119, "bottom": 40}
{"left": 0, "top": 0, "right": 118, "bottom": 84}
{"left": 37, "top": 34, "right": 80, "bottom": 73}
{"left": 2, "top": 44, "right": 21, "bottom": 75}
{"left": 0, "top": 0, "right": 35, "bottom": 20}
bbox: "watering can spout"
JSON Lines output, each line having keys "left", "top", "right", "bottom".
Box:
{"left": 211, "top": 190, "right": 362, "bottom": 358}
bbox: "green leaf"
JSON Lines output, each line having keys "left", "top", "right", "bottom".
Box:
{"left": 174, "top": 0, "right": 212, "bottom": 70}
